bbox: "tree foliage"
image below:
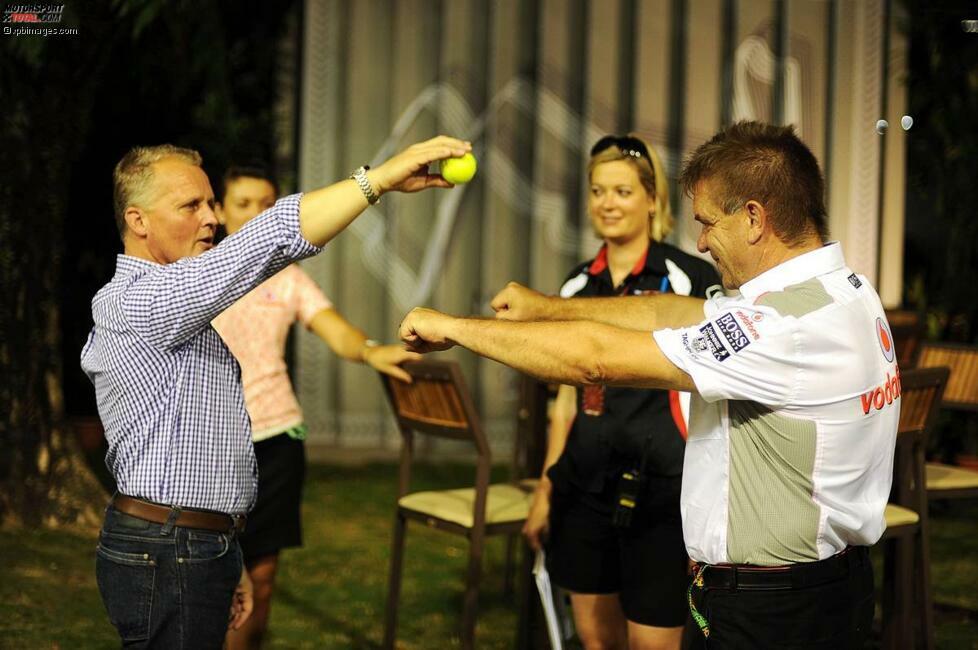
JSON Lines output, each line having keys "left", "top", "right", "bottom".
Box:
{"left": 0, "top": 2, "right": 119, "bottom": 528}
{"left": 902, "top": 0, "right": 978, "bottom": 341}
{"left": 0, "top": 0, "right": 297, "bottom": 528}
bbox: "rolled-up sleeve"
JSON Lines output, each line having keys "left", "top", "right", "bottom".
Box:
{"left": 123, "top": 194, "right": 322, "bottom": 350}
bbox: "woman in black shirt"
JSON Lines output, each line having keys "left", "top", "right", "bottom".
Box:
{"left": 523, "top": 135, "right": 720, "bottom": 650}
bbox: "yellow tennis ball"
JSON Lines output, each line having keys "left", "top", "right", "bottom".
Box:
{"left": 440, "top": 152, "right": 477, "bottom": 184}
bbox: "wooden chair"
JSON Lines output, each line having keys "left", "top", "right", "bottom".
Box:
{"left": 914, "top": 342, "right": 978, "bottom": 499}
{"left": 514, "top": 376, "right": 561, "bottom": 650}
{"left": 504, "top": 376, "right": 550, "bottom": 598}
{"left": 379, "top": 360, "right": 535, "bottom": 650}
{"left": 885, "top": 309, "right": 924, "bottom": 368}
{"left": 880, "top": 366, "right": 949, "bottom": 650}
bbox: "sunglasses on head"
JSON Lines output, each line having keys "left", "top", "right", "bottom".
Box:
{"left": 590, "top": 135, "right": 651, "bottom": 160}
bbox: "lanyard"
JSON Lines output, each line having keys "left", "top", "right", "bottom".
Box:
{"left": 688, "top": 564, "right": 711, "bottom": 638}
{"left": 583, "top": 270, "right": 671, "bottom": 419}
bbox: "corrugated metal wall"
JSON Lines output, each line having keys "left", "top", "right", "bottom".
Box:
{"left": 294, "top": 0, "right": 908, "bottom": 455}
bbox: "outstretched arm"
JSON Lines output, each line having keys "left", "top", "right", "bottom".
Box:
{"left": 299, "top": 136, "right": 469, "bottom": 247}
{"left": 129, "top": 136, "right": 470, "bottom": 351}
{"left": 398, "top": 308, "right": 695, "bottom": 391}
{"left": 307, "top": 308, "right": 422, "bottom": 383}
{"left": 490, "top": 282, "right": 707, "bottom": 331}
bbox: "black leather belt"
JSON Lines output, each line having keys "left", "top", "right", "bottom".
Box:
{"left": 112, "top": 494, "right": 246, "bottom": 534}
{"left": 694, "top": 546, "right": 869, "bottom": 591}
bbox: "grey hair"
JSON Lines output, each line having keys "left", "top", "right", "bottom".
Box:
{"left": 113, "top": 144, "right": 203, "bottom": 239}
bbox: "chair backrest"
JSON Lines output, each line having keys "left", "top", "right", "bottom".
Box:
{"left": 898, "top": 366, "right": 951, "bottom": 436}
{"left": 914, "top": 342, "right": 978, "bottom": 411}
{"left": 885, "top": 309, "right": 924, "bottom": 368}
{"left": 378, "top": 360, "right": 492, "bottom": 496}
{"left": 892, "top": 367, "right": 950, "bottom": 511}
{"left": 512, "top": 376, "right": 555, "bottom": 480}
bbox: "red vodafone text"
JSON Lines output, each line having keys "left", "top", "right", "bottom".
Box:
{"left": 861, "top": 369, "right": 901, "bottom": 415}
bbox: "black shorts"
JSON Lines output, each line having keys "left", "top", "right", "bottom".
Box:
{"left": 239, "top": 433, "right": 306, "bottom": 562}
{"left": 546, "top": 475, "right": 689, "bottom": 628}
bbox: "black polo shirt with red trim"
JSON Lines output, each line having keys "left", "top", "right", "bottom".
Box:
{"left": 547, "top": 241, "right": 721, "bottom": 500}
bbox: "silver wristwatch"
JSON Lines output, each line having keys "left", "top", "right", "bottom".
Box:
{"left": 350, "top": 165, "right": 380, "bottom": 205}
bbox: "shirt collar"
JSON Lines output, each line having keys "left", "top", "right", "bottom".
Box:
{"left": 739, "top": 241, "right": 846, "bottom": 300}
{"left": 114, "top": 254, "right": 161, "bottom": 278}
{"left": 588, "top": 241, "right": 666, "bottom": 277}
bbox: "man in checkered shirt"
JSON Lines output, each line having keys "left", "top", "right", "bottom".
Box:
{"left": 82, "top": 136, "right": 470, "bottom": 649}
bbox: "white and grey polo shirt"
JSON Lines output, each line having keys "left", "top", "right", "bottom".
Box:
{"left": 653, "top": 243, "right": 900, "bottom": 566}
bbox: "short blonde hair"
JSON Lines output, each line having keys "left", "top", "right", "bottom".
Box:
{"left": 113, "top": 144, "right": 203, "bottom": 239}
{"left": 587, "top": 134, "right": 673, "bottom": 242}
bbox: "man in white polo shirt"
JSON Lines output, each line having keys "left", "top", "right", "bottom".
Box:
{"left": 397, "top": 121, "right": 898, "bottom": 648}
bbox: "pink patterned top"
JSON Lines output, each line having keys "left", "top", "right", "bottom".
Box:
{"left": 212, "top": 264, "right": 331, "bottom": 441}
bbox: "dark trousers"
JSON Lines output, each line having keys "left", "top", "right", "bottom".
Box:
{"left": 95, "top": 505, "right": 243, "bottom": 648}
{"left": 686, "top": 548, "right": 874, "bottom": 650}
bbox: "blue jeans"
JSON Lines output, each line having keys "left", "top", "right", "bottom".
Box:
{"left": 95, "top": 505, "right": 243, "bottom": 648}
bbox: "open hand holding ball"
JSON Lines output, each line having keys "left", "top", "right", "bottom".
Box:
{"left": 440, "top": 152, "right": 478, "bottom": 184}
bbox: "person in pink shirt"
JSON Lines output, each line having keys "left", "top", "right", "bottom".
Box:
{"left": 212, "top": 165, "right": 419, "bottom": 650}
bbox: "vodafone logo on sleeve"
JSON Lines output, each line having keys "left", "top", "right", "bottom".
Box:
{"left": 860, "top": 319, "right": 901, "bottom": 415}
{"left": 877, "top": 317, "right": 895, "bottom": 363}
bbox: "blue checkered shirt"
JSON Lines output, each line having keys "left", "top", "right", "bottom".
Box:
{"left": 81, "top": 194, "right": 320, "bottom": 515}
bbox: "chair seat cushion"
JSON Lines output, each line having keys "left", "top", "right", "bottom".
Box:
{"left": 399, "top": 483, "right": 534, "bottom": 528}
{"left": 884, "top": 503, "right": 919, "bottom": 528}
{"left": 926, "top": 462, "right": 978, "bottom": 491}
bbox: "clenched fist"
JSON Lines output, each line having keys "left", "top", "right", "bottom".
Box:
{"left": 398, "top": 308, "right": 458, "bottom": 354}
{"left": 490, "top": 282, "right": 552, "bottom": 321}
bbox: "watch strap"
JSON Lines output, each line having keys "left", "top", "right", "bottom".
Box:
{"left": 349, "top": 165, "right": 380, "bottom": 205}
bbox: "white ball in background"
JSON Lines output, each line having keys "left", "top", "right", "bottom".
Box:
{"left": 875, "top": 119, "right": 889, "bottom": 135}
{"left": 901, "top": 115, "right": 914, "bottom": 131}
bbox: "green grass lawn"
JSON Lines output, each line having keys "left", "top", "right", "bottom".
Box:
{"left": 1, "top": 463, "right": 976, "bottom": 649}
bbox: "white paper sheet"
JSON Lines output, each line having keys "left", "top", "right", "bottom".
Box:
{"left": 532, "top": 549, "right": 564, "bottom": 650}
